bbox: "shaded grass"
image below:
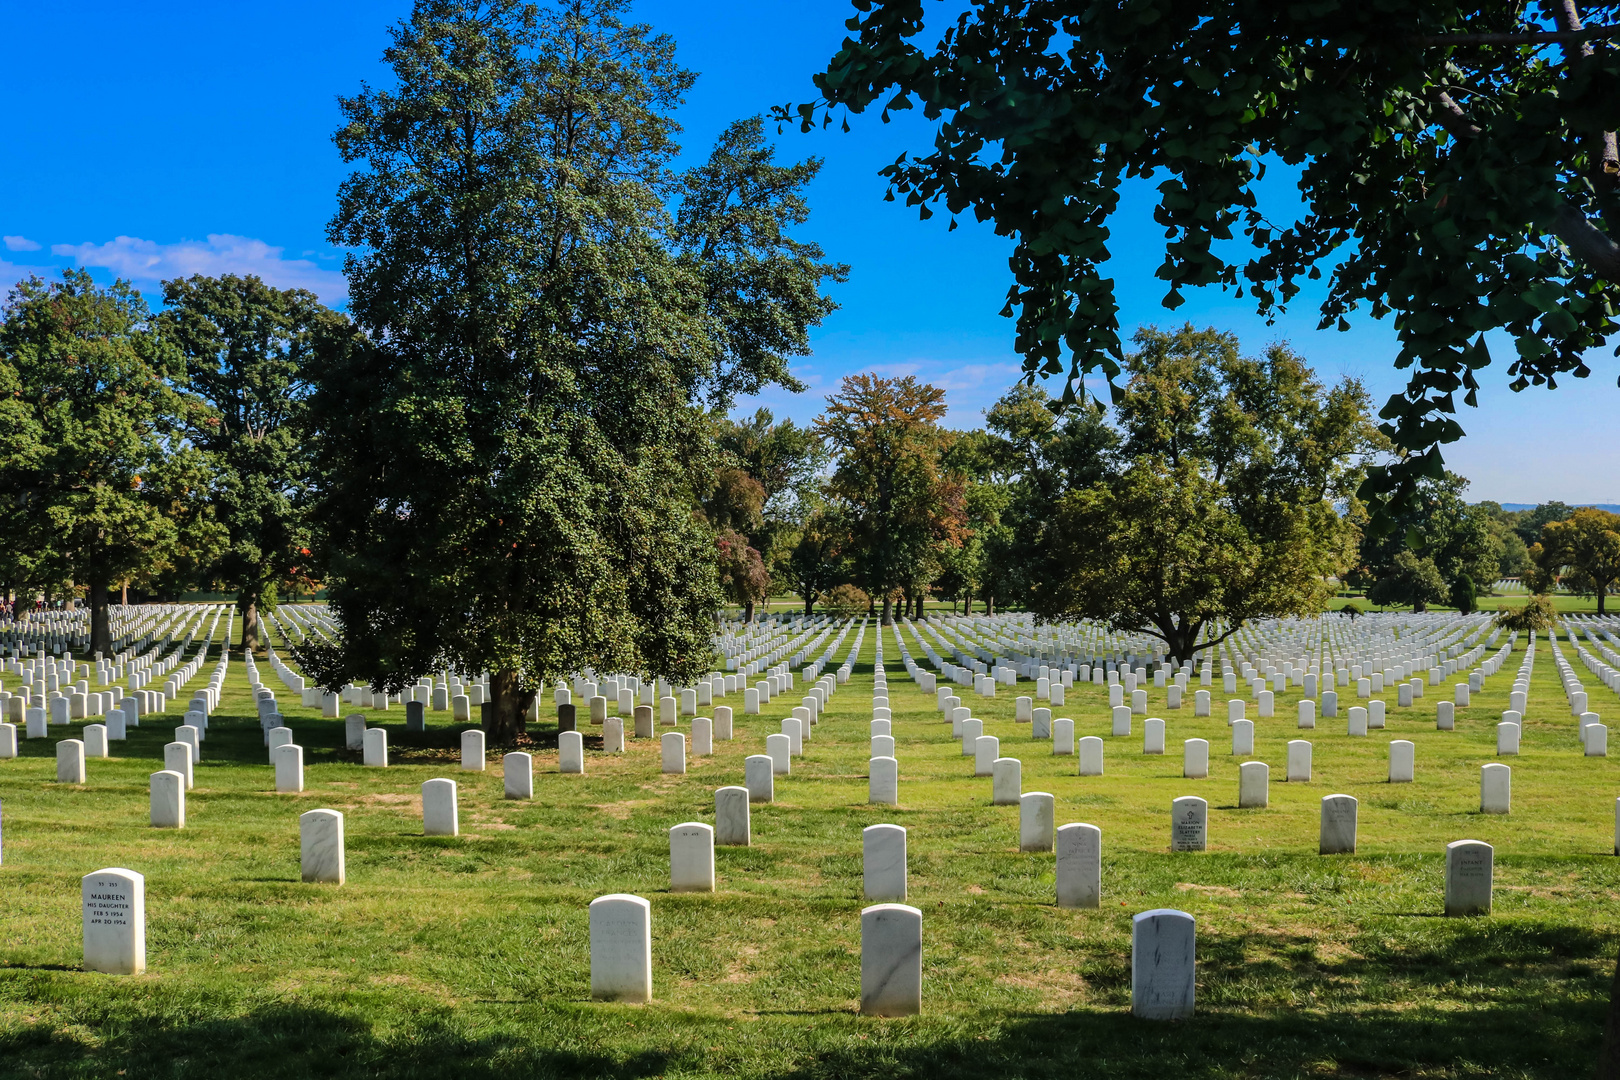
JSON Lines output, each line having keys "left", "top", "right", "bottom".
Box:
{"left": 0, "top": 618, "right": 1615, "bottom": 1077}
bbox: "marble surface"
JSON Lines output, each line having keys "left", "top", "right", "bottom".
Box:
{"left": 765, "top": 734, "right": 791, "bottom": 775}
{"left": 1078, "top": 736, "right": 1104, "bottom": 777}
{"left": 300, "top": 809, "right": 345, "bottom": 884}
{"left": 56, "top": 739, "right": 85, "bottom": 783}
{"left": 344, "top": 715, "right": 366, "bottom": 749}
{"left": 1481, "top": 763, "right": 1511, "bottom": 813}
{"left": 559, "top": 731, "right": 584, "bottom": 774}
{"left": 362, "top": 727, "right": 388, "bottom": 768}
{"left": 82, "top": 867, "right": 145, "bottom": 974}
{"left": 991, "top": 757, "right": 1021, "bottom": 805}
{"left": 0, "top": 722, "right": 13, "bottom": 758}
{"left": 863, "top": 824, "right": 907, "bottom": 902}
{"left": 714, "top": 786, "right": 750, "bottom": 846}
{"left": 160, "top": 742, "right": 195, "bottom": 789}
{"left": 660, "top": 732, "right": 686, "bottom": 775}
{"left": 83, "top": 724, "right": 108, "bottom": 759}
{"left": 590, "top": 894, "right": 652, "bottom": 1002}
{"left": 1143, "top": 718, "right": 1164, "bottom": 755}
{"left": 1389, "top": 739, "right": 1415, "bottom": 783}
{"left": 460, "top": 729, "right": 486, "bottom": 771}
{"left": 1019, "top": 792, "right": 1055, "bottom": 852}
{"left": 150, "top": 770, "right": 185, "bottom": 829}
{"left": 602, "top": 717, "right": 625, "bottom": 753}
{"left": 691, "top": 717, "right": 712, "bottom": 757}
{"left": 1232, "top": 719, "right": 1255, "bottom": 757}
{"left": 1056, "top": 823, "right": 1102, "bottom": 908}
{"left": 869, "top": 756, "right": 898, "bottom": 806}
{"left": 668, "top": 822, "right": 714, "bottom": 892}
{"left": 1183, "top": 739, "right": 1209, "bottom": 779}
{"left": 780, "top": 717, "right": 803, "bottom": 757}
{"left": 1238, "top": 761, "right": 1269, "bottom": 809}
{"left": 1445, "top": 840, "right": 1493, "bottom": 916}
{"left": 860, "top": 903, "right": 921, "bottom": 1017}
{"left": 744, "top": 755, "right": 774, "bottom": 802}
{"left": 422, "top": 778, "right": 458, "bottom": 836}
{"left": 1132, "top": 909, "right": 1196, "bottom": 1019}
{"left": 274, "top": 744, "right": 305, "bottom": 793}
{"left": 1170, "top": 796, "right": 1207, "bottom": 852}
{"left": 503, "top": 752, "right": 533, "bottom": 799}
{"left": 1319, "top": 794, "right": 1358, "bottom": 854}
{"left": 713, "top": 706, "right": 733, "bottom": 740}
{"left": 1287, "top": 739, "right": 1313, "bottom": 782}
{"left": 1052, "top": 718, "right": 1075, "bottom": 756}
{"left": 974, "top": 735, "right": 1000, "bottom": 778}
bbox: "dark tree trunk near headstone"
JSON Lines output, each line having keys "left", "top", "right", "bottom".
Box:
{"left": 240, "top": 592, "right": 261, "bottom": 656}
{"left": 881, "top": 595, "right": 893, "bottom": 626}
{"left": 803, "top": 592, "right": 814, "bottom": 615}
{"left": 963, "top": 589, "right": 973, "bottom": 615}
{"left": 986, "top": 594, "right": 995, "bottom": 616}
{"left": 88, "top": 577, "right": 112, "bottom": 657}
{"left": 744, "top": 599, "right": 756, "bottom": 623}
{"left": 485, "top": 668, "right": 532, "bottom": 743}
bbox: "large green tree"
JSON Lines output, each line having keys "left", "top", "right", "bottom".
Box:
{"left": 816, "top": 373, "right": 967, "bottom": 624}
{"left": 789, "top": 1, "right": 1619, "bottom": 527}
{"left": 1036, "top": 327, "right": 1379, "bottom": 661}
{"left": 1358, "top": 471, "right": 1497, "bottom": 610}
{"left": 0, "top": 271, "right": 222, "bottom": 653}
{"left": 1534, "top": 506, "right": 1620, "bottom": 612}
{"left": 301, "top": 0, "right": 841, "bottom": 740}
{"left": 158, "top": 274, "right": 342, "bottom": 654}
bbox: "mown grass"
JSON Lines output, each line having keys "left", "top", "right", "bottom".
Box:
{"left": 0, "top": 617, "right": 1616, "bottom": 1078}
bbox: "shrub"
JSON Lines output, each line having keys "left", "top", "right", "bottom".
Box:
{"left": 822, "top": 584, "right": 870, "bottom": 618}
{"left": 1495, "top": 593, "right": 1556, "bottom": 633}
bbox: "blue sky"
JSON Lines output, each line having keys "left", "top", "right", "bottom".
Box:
{"left": 3, "top": 0, "right": 1615, "bottom": 504}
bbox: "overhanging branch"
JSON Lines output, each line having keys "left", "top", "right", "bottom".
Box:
{"left": 1417, "top": 25, "right": 1620, "bottom": 45}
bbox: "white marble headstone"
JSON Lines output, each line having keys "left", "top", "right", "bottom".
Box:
{"left": 82, "top": 867, "right": 144, "bottom": 974}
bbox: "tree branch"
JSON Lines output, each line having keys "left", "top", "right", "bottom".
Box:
{"left": 1550, "top": 202, "right": 1620, "bottom": 278}
{"left": 1416, "top": 25, "right": 1620, "bottom": 45}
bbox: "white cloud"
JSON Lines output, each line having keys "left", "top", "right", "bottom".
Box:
{"left": 4, "top": 236, "right": 41, "bottom": 252}
{"left": 50, "top": 234, "right": 347, "bottom": 303}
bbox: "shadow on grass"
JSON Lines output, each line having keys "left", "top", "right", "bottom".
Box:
{"left": 0, "top": 921, "right": 1606, "bottom": 1079}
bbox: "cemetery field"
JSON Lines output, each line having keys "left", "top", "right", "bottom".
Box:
{"left": 1, "top": 626, "right": 1617, "bottom": 1078}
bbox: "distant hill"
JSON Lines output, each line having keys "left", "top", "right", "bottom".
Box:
{"left": 1495, "top": 503, "right": 1620, "bottom": 513}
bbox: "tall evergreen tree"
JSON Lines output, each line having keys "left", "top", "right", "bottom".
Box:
{"left": 302, "top": 0, "right": 841, "bottom": 739}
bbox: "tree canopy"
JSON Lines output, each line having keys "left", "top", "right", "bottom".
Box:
{"left": 787, "top": 0, "right": 1619, "bottom": 529}
{"left": 1533, "top": 505, "right": 1620, "bottom": 612}
{"left": 158, "top": 274, "right": 340, "bottom": 652}
{"left": 1034, "top": 326, "right": 1379, "bottom": 660}
{"left": 300, "top": 0, "right": 842, "bottom": 738}
{"left": 0, "top": 271, "right": 222, "bottom": 652}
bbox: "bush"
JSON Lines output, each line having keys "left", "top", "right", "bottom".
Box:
{"left": 1495, "top": 593, "right": 1556, "bottom": 633}
{"left": 1339, "top": 602, "right": 1362, "bottom": 618}
{"left": 1450, "top": 574, "right": 1477, "bottom": 614}
{"left": 822, "top": 583, "right": 870, "bottom": 618}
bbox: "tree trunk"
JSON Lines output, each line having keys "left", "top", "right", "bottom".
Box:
{"left": 744, "top": 599, "right": 756, "bottom": 623}
{"left": 88, "top": 577, "right": 112, "bottom": 657}
{"left": 986, "top": 594, "right": 995, "bottom": 617}
{"left": 803, "top": 592, "right": 814, "bottom": 616}
{"left": 1600, "top": 588, "right": 1607, "bottom": 616}
{"left": 881, "top": 595, "right": 893, "bottom": 626}
{"left": 241, "top": 593, "right": 261, "bottom": 657}
{"left": 1414, "top": 600, "right": 1428, "bottom": 613}
{"left": 964, "top": 589, "right": 974, "bottom": 615}
{"left": 485, "top": 668, "right": 532, "bottom": 742}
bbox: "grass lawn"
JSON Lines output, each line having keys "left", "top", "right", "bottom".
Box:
{"left": 1, "top": 616, "right": 1617, "bottom": 1078}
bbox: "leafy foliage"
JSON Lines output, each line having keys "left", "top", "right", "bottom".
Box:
{"left": 1495, "top": 591, "right": 1558, "bottom": 631}
{"left": 815, "top": 373, "right": 966, "bottom": 621}
{"left": 0, "top": 271, "right": 222, "bottom": 651}
{"left": 300, "top": 0, "right": 840, "bottom": 738}
{"left": 786, "top": 0, "right": 1620, "bottom": 528}
{"left": 1532, "top": 506, "right": 1620, "bottom": 612}
{"left": 158, "top": 274, "right": 341, "bottom": 651}
{"left": 1035, "top": 328, "right": 1377, "bottom": 660}
{"left": 1359, "top": 472, "right": 1497, "bottom": 606}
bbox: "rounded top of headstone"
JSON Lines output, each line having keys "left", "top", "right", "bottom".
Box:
{"left": 590, "top": 893, "right": 650, "bottom": 911}
{"left": 1172, "top": 795, "right": 1208, "bottom": 808}
{"left": 1132, "top": 907, "right": 1194, "bottom": 925}
{"left": 864, "top": 822, "right": 906, "bottom": 837}
{"left": 300, "top": 808, "right": 343, "bottom": 823}
{"left": 1021, "top": 790, "right": 1054, "bottom": 801}
{"left": 1446, "top": 838, "right": 1492, "bottom": 852}
{"left": 860, "top": 902, "right": 921, "bottom": 918}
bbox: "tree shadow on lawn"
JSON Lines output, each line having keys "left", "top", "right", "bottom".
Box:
{"left": 0, "top": 921, "right": 1607, "bottom": 1079}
